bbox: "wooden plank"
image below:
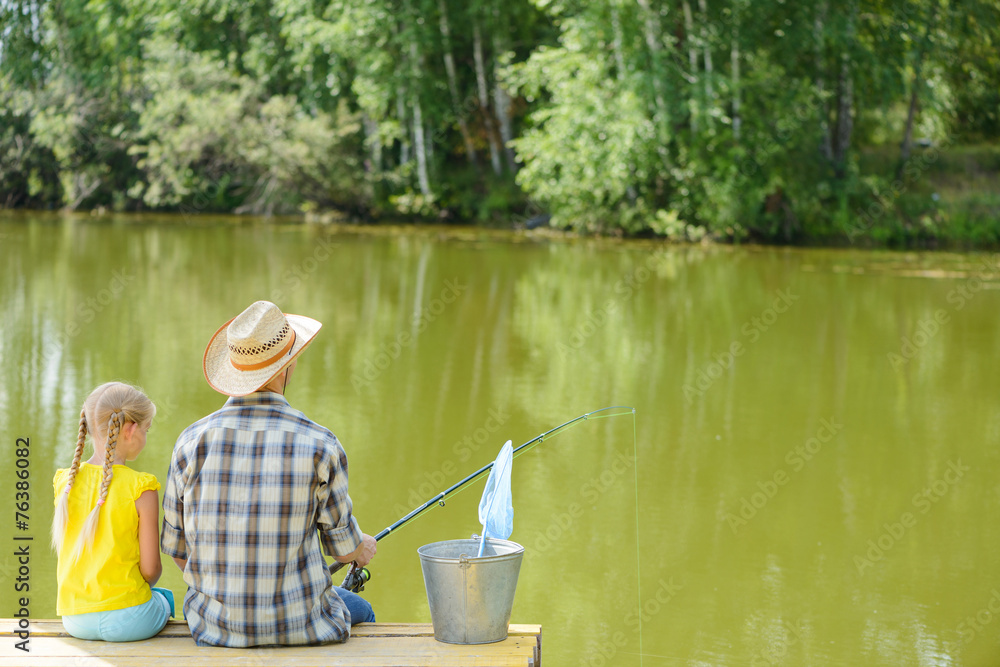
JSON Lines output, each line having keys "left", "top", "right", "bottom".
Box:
{"left": 352, "top": 624, "right": 542, "bottom": 638}
{"left": 1, "top": 658, "right": 529, "bottom": 667}
{"left": 3, "top": 637, "right": 537, "bottom": 658}
{"left": 0, "top": 619, "right": 540, "bottom": 667}
{"left": 1, "top": 648, "right": 532, "bottom": 666}
{"left": 1, "top": 620, "right": 541, "bottom": 639}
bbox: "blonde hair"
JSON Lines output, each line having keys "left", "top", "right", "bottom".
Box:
{"left": 51, "top": 382, "right": 156, "bottom": 561}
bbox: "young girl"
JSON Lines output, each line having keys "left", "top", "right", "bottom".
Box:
{"left": 51, "top": 382, "right": 174, "bottom": 641}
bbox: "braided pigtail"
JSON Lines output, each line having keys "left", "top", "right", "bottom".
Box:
{"left": 51, "top": 407, "right": 88, "bottom": 552}
{"left": 53, "top": 382, "right": 116, "bottom": 554}
{"left": 71, "top": 410, "right": 121, "bottom": 563}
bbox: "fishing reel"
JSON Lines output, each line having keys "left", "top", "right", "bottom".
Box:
{"left": 342, "top": 565, "right": 371, "bottom": 593}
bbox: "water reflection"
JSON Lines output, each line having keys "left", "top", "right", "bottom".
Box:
{"left": 1, "top": 213, "right": 998, "bottom": 665}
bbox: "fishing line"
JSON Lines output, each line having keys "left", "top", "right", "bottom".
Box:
{"left": 339, "top": 406, "right": 639, "bottom": 593}
{"left": 437, "top": 408, "right": 637, "bottom": 507}
{"left": 633, "top": 407, "right": 643, "bottom": 667}
{"left": 372, "top": 406, "right": 636, "bottom": 542}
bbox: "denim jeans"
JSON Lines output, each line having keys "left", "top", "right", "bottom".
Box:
{"left": 334, "top": 586, "right": 375, "bottom": 624}
{"left": 62, "top": 587, "right": 174, "bottom": 642}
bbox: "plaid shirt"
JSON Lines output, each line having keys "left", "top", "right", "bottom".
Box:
{"left": 161, "top": 391, "right": 364, "bottom": 647}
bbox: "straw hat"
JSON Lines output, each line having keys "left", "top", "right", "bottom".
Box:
{"left": 203, "top": 301, "right": 322, "bottom": 396}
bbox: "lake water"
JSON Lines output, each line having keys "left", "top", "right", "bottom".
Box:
{"left": 2, "top": 211, "right": 998, "bottom": 665}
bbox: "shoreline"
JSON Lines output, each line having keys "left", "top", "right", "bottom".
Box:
{"left": 3, "top": 207, "right": 999, "bottom": 252}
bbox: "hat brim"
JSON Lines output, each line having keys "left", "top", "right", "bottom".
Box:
{"left": 203, "top": 313, "right": 322, "bottom": 397}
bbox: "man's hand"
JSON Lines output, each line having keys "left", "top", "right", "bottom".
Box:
{"left": 335, "top": 533, "right": 377, "bottom": 567}
{"left": 353, "top": 534, "right": 377, "bottom": 567}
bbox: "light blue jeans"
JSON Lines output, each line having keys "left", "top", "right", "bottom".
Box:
{"left": 62, "top": 587, "right": 174, "bottom": 642}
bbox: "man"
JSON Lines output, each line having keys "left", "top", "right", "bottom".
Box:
{"left": 161, "top": 300, "right": 377, "bottom": 647}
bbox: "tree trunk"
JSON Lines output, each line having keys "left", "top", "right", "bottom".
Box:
{"left": 731, "top": 12, "right": 740, "bottom": 142}
{"left": 396, "top": 83, "right": 410, "bottom": 166}
{"left": 68, "top": 174, "right": 101, "bottom": 211}
{"left": 493, "top": 79, "right": 517, "bottom": 173}
{"left": 363, "top": 114, "right": 383, "bottom": 174}
{"left": 897, "top": 61, "right": 923, "bottom": 177}
{"left": 412, "top": 95, "right": 431, "bottom": 196}
{"left": 636, "top": 0, "right": 670, "bottom": 162}
{"left": 815, "top": 2, "right": 834, "bottom": 162}
{"left": 698, "top": 0, "right": 714, "bottom": 131}
{"left": 682, "top": 0, "right": 699, "bottom": 134}
{"left": 438, "top": 0, "right": 479, "bottom": 168}
{"left": 425, "top": 121, "right": 434, "bottom": 161}
{"left": 407, "top": 37, "right": 432, "bottom": 197}
{"left": 832, "top": 59, "right": 854, "bottom": 179}
{"left": 832, "top": 54, "right": 853, "bottom": 178}
{"left": 611, "top": 3, "right": 637, "bottom": 203}
{"left": 491, "top": 26, "right": 517, "bottom": 173}
{"left": 363, "top": 113, "right": 384, "bottom": 202}
{"left": 897, "top": 1, "right": 938, "bottom": 181}
{"left": 611, "top": 4, "right": 627, "bottom": 81}
{"left": 473, "top": 20, "right": 503, "bottom": 176}
{"left": 831, "top": 1, "right": 857, "bottom": 179}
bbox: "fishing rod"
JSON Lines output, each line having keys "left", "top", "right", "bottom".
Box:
{"left": 338, "top": 405, "right": 635, "bottom": 592}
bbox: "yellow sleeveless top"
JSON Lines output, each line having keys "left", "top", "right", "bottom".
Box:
{"left": 52, "top": 464, "right": 160, "bottom": 615}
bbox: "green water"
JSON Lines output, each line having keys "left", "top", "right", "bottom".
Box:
{"left": 2, "top": 212, "right": 999, "bottom": 665}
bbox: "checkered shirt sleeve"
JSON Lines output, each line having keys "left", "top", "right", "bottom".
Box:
{"left": 160, "top": 392, "right": 364, "bottom": 647}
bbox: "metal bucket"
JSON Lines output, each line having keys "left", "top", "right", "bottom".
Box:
{"left": 417, "top": 538, "right": 524, "bottom": 644}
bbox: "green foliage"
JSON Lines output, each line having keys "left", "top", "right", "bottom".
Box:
{"left": 26, "top": 71, "right": 142, "bottom": 210}
{"left": 509, "top": 28, "right": 658, "bottom": 234}
{"left": 132, "top": 39, "right": 370, "bottom": 215}
{"left": 0, "top": 75, "right": 61, "bottom": 207}
{"left": 507, "top": 0, "right": 1000, "bottom": 245}
{"left": 0, "top": 0, "right": 998, "bottom": 246}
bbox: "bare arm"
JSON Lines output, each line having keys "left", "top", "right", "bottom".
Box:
{"left": 135, "top": 490, "right": 163, "bottom": 586}
{"left": 172, "top": 557, "right": 187, "bottom": 571}
{"left": 333, "top": 534, "right": 377, "bottom": 567}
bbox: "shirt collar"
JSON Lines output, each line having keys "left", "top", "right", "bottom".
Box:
{"left": 224, "top": 391, "right": 291, "bottom": 408}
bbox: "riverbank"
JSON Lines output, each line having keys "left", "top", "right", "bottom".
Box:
{"left": 846, "top": 144, "right": 1000, "bottom": 248}
{"left": 3, "top": 143, "right": 998, "bottom": 250}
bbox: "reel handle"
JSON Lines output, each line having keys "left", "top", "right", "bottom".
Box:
{"left": 342, "top": 564, "right": 372, "bottom": 593}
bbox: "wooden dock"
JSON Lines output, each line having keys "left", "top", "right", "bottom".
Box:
{"left": 1, "top": 619, "right": 541, "bottom": 666}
